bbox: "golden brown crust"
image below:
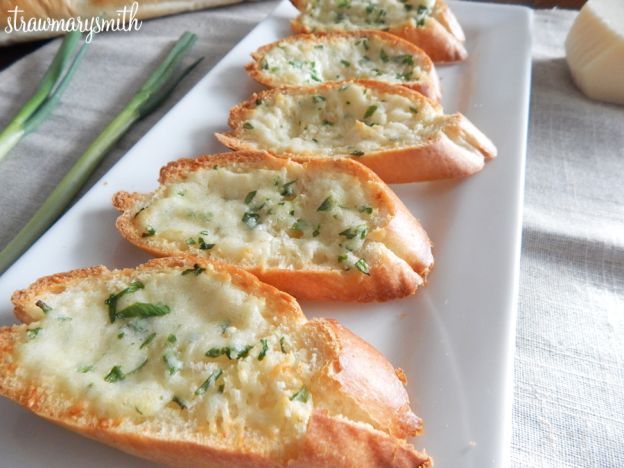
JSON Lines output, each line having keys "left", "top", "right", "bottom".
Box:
{"left": 290, "top": 0, "right": 466, "bottom": 63}
{"left": 215, "top": 81, "right": 496, "bottom": 184}
{"left": 245, "top": 31, "right": 441, "bottom": 101}
{"left": 289, "top": 412, "right": 432, "bottom": 467}
{"left": 2, "top": 258, "right": 430, "bottom": 466}
{"left": 307, "top": 319, "right": 423, "bottom": 438}
{"left": 112, "top": 151, "right": 434, "bottom": 302}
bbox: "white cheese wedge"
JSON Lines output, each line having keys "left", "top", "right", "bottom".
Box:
{"left": 565, "top": 0, "right": 624, "bottom": 105}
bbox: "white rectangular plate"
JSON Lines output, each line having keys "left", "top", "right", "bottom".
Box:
{"left": 0, "top": 2, "right": 532, "bottom": 466}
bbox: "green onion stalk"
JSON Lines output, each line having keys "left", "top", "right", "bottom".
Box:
{"left": 0, "top": 31, "right": 201, "bottom": 275}
{"left": 0, "top": 31, "right": 86, "bottom": 161}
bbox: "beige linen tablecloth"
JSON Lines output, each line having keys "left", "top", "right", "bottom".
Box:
{"left": 0, "top": 2, "right": 622, "bottom": 466}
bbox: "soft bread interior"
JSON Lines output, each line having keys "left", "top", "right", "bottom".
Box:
{"left": 295, "top": 0, "right": 437, "bottom": 31}
{"left": 4, "top": 259, "right": 426, "bottom": 464}
{"left": 11, "top": 264, "right": 312, "bottom": 457}
{"left": 219, "top": 82, "right": 445, "bottom": 157}
{"left": 119, "top": 156, "right": 403, "bottom": 275}
{"left": 251, "top": 32, "right": 434, "bottom": 89}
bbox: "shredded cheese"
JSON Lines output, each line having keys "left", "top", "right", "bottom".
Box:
{"left": 16, "top": 266, "right": 315, "bottom": 452}
{"left": 257, "top": 33, "right": 429, "bottom": 87}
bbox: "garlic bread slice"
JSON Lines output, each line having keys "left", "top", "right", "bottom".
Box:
{"left": 1, "top": 257, "right": 432, "bottom": 467}
{"left": 291, "top": 0, "right": 467, "bottom": 63}
{"left": 113, "top": 152, "right": 433, "bottom": 302}
{"left": 215, "top": 81, "right": 497, "bottom": 184}
{"left": 246, "top": 31, "right": 441, "bottom": 100}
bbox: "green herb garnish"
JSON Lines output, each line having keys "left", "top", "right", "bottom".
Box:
{"left": 105, "top": 280, "right": 145, "bottom": 323}
{"left": 182, "top": 263, "right": 205, "bottom": 276}
{"left": 195, "top": 369, "right": 223, "bottom": 396}
{"left": 340, "top": 60, "right": 351, "bottom": 67}
{"left": 244, "top": 191, "right": 257, "bottom": 204}
{"left": 26, "top": 327, "right": 42, "bottom": 339}
{"left": 258, "top": 338, "right": 269, "bottom": 361}
{"left": 218, "top": 384, "right": 225, "bottom": 393}
{"left": 142, "top": 227, "right": 156, "bottom": 237}
{"left": 198, "top": 237, "right": 215, "bottom": 250}
{"left": 396, "top": 54, "right": 414, "bottom": 65}
{"left": 359, "top": 205, "right": 373, "bottom": 214}
{"left": 205, "top": 347, "right": 223, "bottom": 358}
{"left": 355, "top": 258, "right": 370, "bottom": 275}
{"left": 351, "top": 150, "right": 364, "bottom": 156}
{"left": 243, "top": 122, "right": 254, "bottom": 130}
{"left": 339, "top": 225, "right": 368, "bottom": 240}
{"left": 313, "top": 224, "right": 321, "bottom": 237}
{"left": 140, "top": 332, "right": 157, "bottom": 349}
{"left": 409, "top": 107, "right": 419, "bottom": 113}
{"left": 290, "top": 386, "right": 309, "bottom": 402}
{"left": 317, "top": 196, "right": 334, "bottom": 211}
{"left": 78, "top": 365, "right": 94, "bottom": 373}
{"left": 205, "top": 345, "right": 253, "bottom": 360}
{"left": 104, "top": 366, "right": 125, "bottom": 383}
{"left": 280, "top": 336, "right": 288, "bottom": 353}
{"left": 380, "top": 49, "right": 389, "bottom": 62}
{"left": 35, "top": 300, "right": 52, "bottom": 314}
{"left": 312, "top": 95, "right": 326, "bottom": 104}
{"left": 363, "top": 105, "right": 378, "bottom": 119}
{"left": 114, "top": 302, "right": 171, "bottom": 321}
{"left": 167, "top": 334, "right": 177, "bottom": 343}
{"left": 234, "top": 345, "right": 253, "bottom": 359}
{"left": 280, "top": 179, "right": 298, "bottom": 199}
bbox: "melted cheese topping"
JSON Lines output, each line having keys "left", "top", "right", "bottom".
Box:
{"left": 237, "top": 83, "right": 443, "bottom": 155}
{"left": 134, "top": 163, "right": 387, "bottom": 273}
{"left": 299, "top": 0, "right": 436, "bottom": 31}
{"left": 257, "top": 34, "right": 429, "bottom": 87}
{"left": 16, "top": 267, "right": 316, "bottom": 454}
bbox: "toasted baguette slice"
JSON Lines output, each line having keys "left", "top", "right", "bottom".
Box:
{"left": 1, "top": 257, "right": 432, "bottom": 467}
{"left": 112, "top": 151, "right": 433, "bottom": 302}
{"left": 215, "top": 82, "right": 497, "bottom": 184}
{"left": 290, "top": 0, "right": 466, "bottom": 63}
{"left": 246, "top": 31, "right": 441, "bottom": 101}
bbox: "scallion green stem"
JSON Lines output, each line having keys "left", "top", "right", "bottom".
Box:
{"left": 0, "top": 31, "right": 83, "bottom": 162}
{"left": 0, "top": 32, "right": 200, "bottom": 275}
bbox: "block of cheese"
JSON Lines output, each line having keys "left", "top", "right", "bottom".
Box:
{"left": 565, "top": 0, "right": 624, "bottom": 105}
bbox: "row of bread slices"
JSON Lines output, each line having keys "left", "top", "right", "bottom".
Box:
{"left": 114, "top": 0, "right": 496, "bottom": 302}
{"left": 0, "top": 2, "right": 488, "bottom": 467}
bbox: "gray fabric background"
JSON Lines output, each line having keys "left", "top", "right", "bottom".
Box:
{"left": 0, "top": 2, "right": 622, "bottom": 467}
